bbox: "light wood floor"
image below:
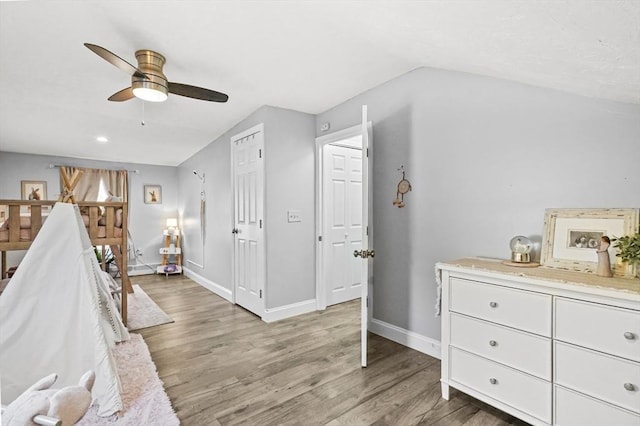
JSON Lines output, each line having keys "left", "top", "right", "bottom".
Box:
{"left": 134, "top": 274, "right": 528, "bottom": 425}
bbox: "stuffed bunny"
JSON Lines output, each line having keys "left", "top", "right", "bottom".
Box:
{"left": 2, "top": 371, "right": 95, "bottom": 426}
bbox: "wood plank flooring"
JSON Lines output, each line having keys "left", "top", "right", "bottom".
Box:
{"left": 134, "top": 274, "right": 529, "bottom": 425}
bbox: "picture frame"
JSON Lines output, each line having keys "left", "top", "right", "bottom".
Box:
{"left": 144, "top": 185, "right": 162, "bottom": 204}
{"left": 21, "top": 180, "right": 47, "bottom": 200}
{"left": 541, "top": 208, "right": 639, "bottom": 278}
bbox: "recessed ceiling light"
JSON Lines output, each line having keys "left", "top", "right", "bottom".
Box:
{"left": 96, "top": 136, "right": 108, "bottom": 143}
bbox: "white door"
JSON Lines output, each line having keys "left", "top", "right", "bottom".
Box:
{"left": 323, "top": 144, "right": 363, "bottom": 306}
{"left": 360, "top": 105, "right": 372, "bottom": 367}
{"left": 232, "top": 124, "right": 265, "bottom": 317}
{"left": 314, "top": 107, "right": 372, "bottom": 368}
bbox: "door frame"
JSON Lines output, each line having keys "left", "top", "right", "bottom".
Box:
{"left": 315, "top": 122, "right": 372, "bottom": 311}
{"left": 230, "top": 123, "right": 266, "bottom": 316}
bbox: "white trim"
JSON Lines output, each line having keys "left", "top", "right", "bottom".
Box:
{"left": 262, "top": 299, "right": 317, "bottom": 323}
{"left": 186, "top": 259, "right": 204, "bottom": 269}
{"left": 183, "top": 266, "right": 233, "bottom": 302}
{"left": 316, "top": 123, "right": 364, "bottom": 145}
{"left": 369, "top": 318, "right": 441, "bottom": 359}
{"left": 315, "top": 123, "right": 370, "bottom": 311}
{"left": 127, "top": 263, "right": 159, "bottom": 276}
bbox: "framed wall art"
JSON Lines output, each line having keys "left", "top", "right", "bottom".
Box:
{"left": 144, "top": 185, "right": 162, "bottom": 204}
{"left": 540, "top": 208, "right": 639, "bottom": 278}
{"left": 21, "top": 180, "right": 47, "bottom": 200}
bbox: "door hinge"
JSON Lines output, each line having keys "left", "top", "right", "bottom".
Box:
{"left": 318, "top": 235, "right": 323, "bottom": 242}
{"left": 259, "top": 149, "right": 262, "bottom": 158}
{"left": 260, "top": 289, "right": 263, "bottom": 299}
{"left": 366, "top": 296, "right": 369, "bottom": 308}
{"left": 366, "top": 148, "right": 369, "bottom": 157}
{"left": 366, "top": 226, "right": 369, "bottom": 236}
{"left": 259, "top": 219, "right": 263, "bottom": 228}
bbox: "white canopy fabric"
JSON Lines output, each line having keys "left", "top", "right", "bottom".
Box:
{"left": 0, "top": 202, "right": 129, "bottom": 416}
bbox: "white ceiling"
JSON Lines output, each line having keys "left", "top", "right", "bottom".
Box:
{"left": 1, "top": 1, "right": 638, "bottom": 166}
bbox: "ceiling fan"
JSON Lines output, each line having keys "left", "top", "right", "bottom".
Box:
{"left": 84, "top": 43, "right": 228, "bottom": 103}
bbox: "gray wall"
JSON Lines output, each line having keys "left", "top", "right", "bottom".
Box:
{"left": 0, "top": 151, "right": 178, "bottom": 270}
{"left": 315, "top": 67, "right": 640, "bottom": 342}
{"left": 178, "top": 105, "right": 316, "bottom": 309}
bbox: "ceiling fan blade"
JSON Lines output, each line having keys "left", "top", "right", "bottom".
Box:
{"left": 84, "top": 43, "right": 147, "bottom": 78}
{"left": 168, "top": 82, "right": 229, "bottom": 102}
{"left": 108, "top": 87, "right": 135, "bottom": 102}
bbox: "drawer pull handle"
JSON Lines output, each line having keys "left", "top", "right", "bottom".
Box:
{"left": 489, "top": 301, "right": 498, "bottom": 308}
{"left": 624, "top": 383, "right": 636, "bottom": 391}
{"left": 489, "top": 340, "right": 497, "bottom": 347}
{"left": 624, "top": 332, "right": 636, "bottom": 340}
{"left": 489, "top": 378, "right": 498, "bottom": 385}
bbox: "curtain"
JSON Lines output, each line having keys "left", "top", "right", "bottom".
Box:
{"left": 101, "top": 169, "right": 128, "bottom": 201}
{"left": 60, "top": 167, "right": 128, "bottom": 201}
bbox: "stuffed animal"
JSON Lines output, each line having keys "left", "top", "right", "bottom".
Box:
{"left": 2, "top": 371, "right": 95, "bottom": 426}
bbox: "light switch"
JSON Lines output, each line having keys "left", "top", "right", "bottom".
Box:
{"left": 288, "top": 210, "right": 302, "bottom": 223}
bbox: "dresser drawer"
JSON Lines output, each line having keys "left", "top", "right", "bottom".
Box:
{"left": 450, "top": 347, "right": 552, "bottom": 423}
{"left": 450, "top": 313, "right": 551, "bottom": 380}
{"left": 554, "top": 341, "right": 640, "bottom": 413}
{"left": 555, "top": 386, "right": 640, "bottom": 426}
{"left": 450, "top": 278, "right": 552, "bottom": 336}
{"left": 555, "top": 297, "right": 640, "bottom": 362}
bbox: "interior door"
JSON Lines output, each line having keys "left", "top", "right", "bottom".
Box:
{"left": 232, "top": 124, "right": 265, "bottom": 317}
{"left": 323, "top": 144, "right": 363, "bottom": 306}
{"left": 360, "top": 105, "right": 371, "bottom": 367}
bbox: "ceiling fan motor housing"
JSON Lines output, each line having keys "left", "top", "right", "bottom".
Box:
{"left": 132, "top": 50, "right": 168, "bottom": 101}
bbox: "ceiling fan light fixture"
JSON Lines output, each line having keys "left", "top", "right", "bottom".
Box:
{"left": 85, "top": 44, "right": 229, "bottom": 103}
{"left": 131, "top": 50, "right": 168, "bottom": 102}
{"left": 132, "top": 82, "right": 168, "bottom": 102}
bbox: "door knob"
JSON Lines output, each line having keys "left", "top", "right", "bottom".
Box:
{"left": 354, "top": 249, "right": 375, "bottom": 258}
{"left": 232, "top": 228, "right": 238, "bottom": 234}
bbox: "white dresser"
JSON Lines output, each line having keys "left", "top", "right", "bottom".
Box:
{"left": 437, "top": 258, "right": 640, "bottom": 426}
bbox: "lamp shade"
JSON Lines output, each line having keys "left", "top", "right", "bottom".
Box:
{"left": 166, "top": 218, "right": 178, "bottom": 228}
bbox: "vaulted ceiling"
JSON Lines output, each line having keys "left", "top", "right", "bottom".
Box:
{"left": 1, "top": 1, "right": 638, "bottom": 166}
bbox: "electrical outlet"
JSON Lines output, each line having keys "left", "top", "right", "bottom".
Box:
{"left": 287, "top": 210, "right": 302, "bottom": 223}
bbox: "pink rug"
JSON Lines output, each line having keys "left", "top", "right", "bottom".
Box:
{"left": 77, "top": 333, "right": 179, "bottom": 425}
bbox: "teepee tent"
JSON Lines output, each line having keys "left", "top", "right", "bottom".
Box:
{"left": 0, "top": 202, "right": 128, "bottom": 416}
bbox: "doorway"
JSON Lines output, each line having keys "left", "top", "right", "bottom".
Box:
{"left": 321, "top": 137, "right": 363, "bottom": 307}
{"left": 316, "top": 110, "right": 373, "bottom": 367}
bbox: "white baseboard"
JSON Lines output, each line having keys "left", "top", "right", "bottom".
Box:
{"left": 263, "top": 299, "right": 317, "bottom": 323}
{"left": 369, "top": 318, "right": 441, "bottom": 359}
{"left": 183, "top": 267, "right": 233, "bottom": 302}
{"left": 127, "top": 263, "right": 159, "bottom": 276}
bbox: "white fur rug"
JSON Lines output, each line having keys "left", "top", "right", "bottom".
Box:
{"left": 126, "top": 285, "right": 174, "bottom": 331}
{"left": 77, "top": 333, "right": 179, "bottom": 425}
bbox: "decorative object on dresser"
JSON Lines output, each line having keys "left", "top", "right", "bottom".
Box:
{"left": 502, "top": 235, "right": 540, "bottom": 267}
{"left": 541, "top": 208, "right": 639, "bottom": 278}
{"left": 612, "top": 229, "right": 640, "bottom": 279}
{"left": 596, "top": 236, "right": 614, "bottom": 277}
{"left": 437, "top": 258, "right": 640, "bottom": 426}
